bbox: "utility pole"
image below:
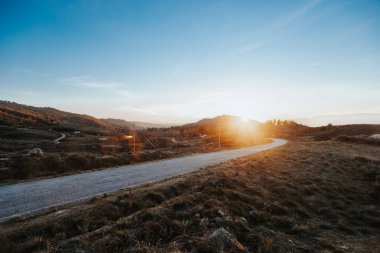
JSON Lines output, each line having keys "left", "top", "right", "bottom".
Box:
{"left": 145, "top": 137, "right": 156, "bottom": 149}
{"left": 133, "top": 122, "right": 136, "bottom": 155}
{"left": 218, "top": 123, "right": 221, "bottom": 149}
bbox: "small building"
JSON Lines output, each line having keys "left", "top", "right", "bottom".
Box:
{"left": 370, "top": 134, "right": 380, "bottom": 140}
{"left": 120, "top": 129, "right": 130, "bottom": 134}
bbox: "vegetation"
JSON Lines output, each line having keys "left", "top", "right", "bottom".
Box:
{"left": 1, "top": 104, "right": 279, "bottom": 183}
{"left": 1, "top": 138, "right": 379, "bottom": 252}
{"left": 312, "top": 124, "right": 380, "bottom": 141}
{"left": 0, "top": 100, "right": 116, "bottom": 132}
{"left": 334, "top": 134, "right": 380, "bottom": 146}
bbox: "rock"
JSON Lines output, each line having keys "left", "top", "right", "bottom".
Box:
{"left": 200, "top": 218, "right": 209, "bottom": 226}
{"left": 218, "top": 209, "right": 225, "bottom": 216}
{"left": 209, "top": 228, "right": 245, "bottom": 252}
{"left": 28, "top": 148, "right": 44, "bottom": 158}
{"left": 214, "top": 217, "right": 223, "bottom": 223}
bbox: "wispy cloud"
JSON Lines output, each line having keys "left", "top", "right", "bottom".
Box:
{"left": 61, "top": 75, "right": 121, "bottom": 89}
{"left": 268, "top": 0, "right": 321, "bottom": 32}
{"left": 119, "top": 105, "right": 160, "bottom": 115}
{"left": 312, "top": 62, "right": 323, "bottom": 66}
{"left": 117, "top": 91, "right": 241, "bottom": 122}
{"left": 231, "top": 0, "right": 321, "bottom": 57}
{"left": 60, "top": 75, "right": 136, "bottom": 98}
{"left": 231, "top": 41, "right": 274, "bottom": 56}
{"left": 14, "top": 68, "right": 52, "bottom": 78}
{"left": 341, "top": 19, "right": 373, "bottom": 38}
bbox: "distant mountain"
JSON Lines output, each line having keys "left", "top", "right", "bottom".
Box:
{"left": 193, "top": 115, "right": 263, "bottom": 127}
{"left": 196, "top": 115, "right": 242, "bottom": 125}
{"left": 103, "top": 118, "right": 177, "bottom": 129}
{"left": 296, "top": 113, "right": 380, "bottom": 127}
{"left": 0, "top": 100, "right": 117, "bottom": 132}
{"left": 182, "top": 114, "right": 265, "bottom": 135}
{"left": 176, "top": 115, "right": 269, "bottom": 145}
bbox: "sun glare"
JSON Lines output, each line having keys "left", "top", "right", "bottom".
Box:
{"left": 241, "top": 116, "right": 249, "bottom": 122}
{"left": 239, "top": 113, "right": 251, "bottom": 122}
{"left": 120, "top": 134, "right": 134, "bottom": 139}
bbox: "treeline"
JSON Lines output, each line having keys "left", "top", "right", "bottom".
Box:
{"left": 145, "top": 117, "right": 310, "bottom": 145}
{"left": 260, "top": 119, "right": 312, "bottom": 138}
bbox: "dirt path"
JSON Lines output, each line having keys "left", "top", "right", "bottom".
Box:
{"left": 53, "top": 133, "right": 66, "bottom": 143}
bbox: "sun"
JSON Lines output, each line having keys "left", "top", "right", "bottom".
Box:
{"left": 239, "top": 113, "right": 251, "bottom": 122}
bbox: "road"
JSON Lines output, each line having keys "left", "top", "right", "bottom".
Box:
{"left": 0, "top": 138, "right": 286, "bottom": 221}
{"left": 53, "top": 133, "right": 66, "bottom": 143}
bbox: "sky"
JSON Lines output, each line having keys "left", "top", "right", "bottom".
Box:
{"left": 0, "top": 0, "right": 379, "bottom": 125}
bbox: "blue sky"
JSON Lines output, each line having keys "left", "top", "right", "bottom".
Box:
{"left": 1, "top": 0, "right": 379, "bottom": 125}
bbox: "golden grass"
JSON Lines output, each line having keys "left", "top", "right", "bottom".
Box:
{"left": 1, "top": 137, "right": 380, "bottom": 252}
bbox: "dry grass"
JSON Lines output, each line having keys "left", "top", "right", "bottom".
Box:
{"left": 1, "top": 130, "right": 269, "bottom": 183}
{"left": 334, "top": 134, "right": 380, "bottom": 146}
{"left": 1, "top": 137, "right": 380, "bottom": 252}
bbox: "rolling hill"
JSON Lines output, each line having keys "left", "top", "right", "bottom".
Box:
{"left": 103, "top": 118, "right": 176, "bottom": 130}
{"left": 0, "top": 100, "right": 117, "bottom": 132}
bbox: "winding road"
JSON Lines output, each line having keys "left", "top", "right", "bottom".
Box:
{"left": 53, "top": 132, "right": 66, "bottom": 143}
{"left": 0, "top": 138, "right": 286, "bottom": 221}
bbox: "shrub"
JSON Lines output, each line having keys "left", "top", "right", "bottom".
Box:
{"left": 64, "top": 154, "right": 90, "bottom": 170}
{"left": 14, "top": 236, "right": 48, "bottom": 252}
{"left": 10, "top": 155, "right": 39, "bottom": 179}
{"left": 41, "top": 153, "right": 63, "bottom": 173}
{"left": 334, "top": 135, "right": 380, "bottom": 146}
{"left": 371, "top": 175, "right": 380, "bottom": 198}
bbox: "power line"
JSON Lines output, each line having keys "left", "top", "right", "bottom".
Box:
{"left": 133, "top": 122, "right": 136, "bottom": 155}
{"left": 218, "top": 123, "right": 221, "bottom": 149}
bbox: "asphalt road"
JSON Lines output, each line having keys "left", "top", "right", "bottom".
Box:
{"left": 0, "top": 138, "right": 286, "bottom": 221}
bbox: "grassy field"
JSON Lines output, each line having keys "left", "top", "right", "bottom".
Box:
{"left": 1, "top": 137, "right": 379, "bottom": 252}
{"left": 0, "top": 123, "right": 269, "bottom": 184}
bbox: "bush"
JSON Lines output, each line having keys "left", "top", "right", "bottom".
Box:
{"left": 334, "top": 135, "right": 380, "bottom": 146}
{"left": 371, "top": 175, "right": 380, "bottom": 198}
{"left": 10, "top": 155, "right": 39, "bottom": 179}
{"left": 41, "top": 153, "right": 64, "bottom": 173}
{"left": 64, "top": 154, "right": 91, "bottom": 170}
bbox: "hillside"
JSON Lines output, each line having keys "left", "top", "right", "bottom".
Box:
{"left": 181, "top": 115, "right": 312, "bottom": 140}
{"left": 103, "top": 118, "right": 175, "bottom": 130}
{"left": 296, "top": 113, "right": 380, "bottom": 126}
{"left": 2, "top": 138, "right": 379, "bottom": 252}
{"left": 0, "top": 100, "right": 117, "bottom": 132}
{"left": 184, "top": 115, "right": 262, "bottom": 130}
{"left": 195, "top": 115, "right": 244, "bottom": 125}
{"left": 312, "top": 124, "right": 380, "bottom": 141}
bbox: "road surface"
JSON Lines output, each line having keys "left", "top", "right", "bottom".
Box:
{"left": 0, "top": 138, "right": 286, "bottom": 221}
{"left": 53, "top": 133, "right": 66, "bottom": 143}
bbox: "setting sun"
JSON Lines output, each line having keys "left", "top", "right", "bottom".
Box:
{"left": 1, "top": 1, "right": 379, "bottom": 252}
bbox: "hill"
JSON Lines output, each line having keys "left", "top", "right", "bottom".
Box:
{"left": 0, "top": 100, "right": 117, "bottom": 133}
{"left": 103, "top": 118, "right": 176, "bottom": 130}
{"left": 2, "top": 138, "right": 379, "bottom": 252}
{"left": 186, "top": 115, "right": 262, "bottom": 128}
{"left": 312, "top": 123, "right": 380, "bottom": 141}
{"left": 167, "top": 115, "right": 267, "bottom": 147}
{"left": 183, "top": 115, "right": 311, "bottom": 140}
{"left": 195, "top": 115, "right": 244, "bottom": 125}
{"left": 296, "top": 113, "right": 380, "bottom": 126}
